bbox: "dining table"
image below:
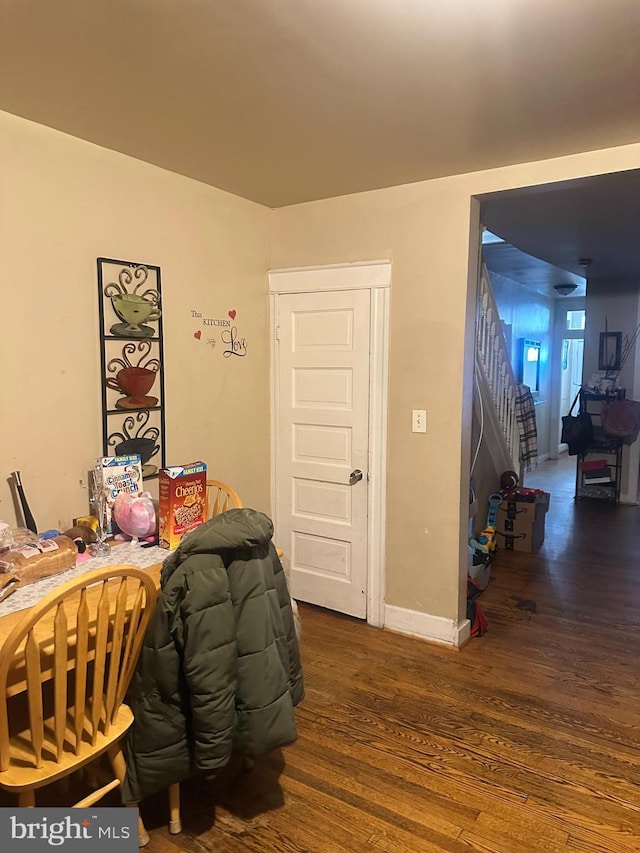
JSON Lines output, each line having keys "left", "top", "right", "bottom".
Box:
{"left": 0, "top": 542, "right": 165, "bottom": 630}
{"left": 0, "top": 538, "right": 283, "bottom": 693}
{"left": 0, "top": 543, "right": 166, "bottom": 701}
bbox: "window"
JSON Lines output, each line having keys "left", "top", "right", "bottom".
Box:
{"left": 520, "top": 338, "right": 541, "bottom": 393}
{"left": 566, "top": 310, "right": 585, "bottom": 331}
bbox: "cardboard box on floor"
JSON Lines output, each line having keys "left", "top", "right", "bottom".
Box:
{"left": 497, "top": 491, "right": 550, "bottom": 553}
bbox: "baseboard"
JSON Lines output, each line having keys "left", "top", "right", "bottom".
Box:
{"left": 457, "top": 617, "right": 471, "bottom": 648}
{"left": 384, "top": 604, "right": 470, "bottom": 648}
{"left": 619, "top": 493, "right": 639, "bottom": 506}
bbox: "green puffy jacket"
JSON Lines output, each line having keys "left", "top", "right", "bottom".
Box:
{"left": 122, "top": 508, "right": 304, "bottom": 803}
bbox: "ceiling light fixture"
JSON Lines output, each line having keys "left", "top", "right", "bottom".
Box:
{"left": 554, "top": 283, "right": 578, "bottom": 296}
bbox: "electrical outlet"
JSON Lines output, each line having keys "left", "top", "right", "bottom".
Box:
{"left": 412, "top": 409, "right": 427, "bottom": 433}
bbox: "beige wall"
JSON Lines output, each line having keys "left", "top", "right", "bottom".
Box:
{"left": 583, "top": 276, "right": 640, "bottom": 502}
{"left": 271, "top": 142, "right": 640, "bottom": 627}
{"left": 3, "top": 105, "right": 640, "bottom": 638}
{"left": 0, "top": 111, "right": 271, "bottom": 532}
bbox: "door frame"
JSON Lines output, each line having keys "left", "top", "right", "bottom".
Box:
{"left": 550, "top": 296, "right": 586, "bottom": 457}
{"left": 268, "top": 260, "right": 391, "bottom": 627}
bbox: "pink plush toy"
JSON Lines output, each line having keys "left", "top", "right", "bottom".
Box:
{"left": 112, "top": 491, "right": 157, "bottom": 541}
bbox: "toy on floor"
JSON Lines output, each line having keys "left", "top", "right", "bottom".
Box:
{"left": 485, "top": 492, "right": 503, "bottom": 527}
{"left": 500, "top": 470, "right": 519, "bottom": 492}
{"left": 470, "top": 527, "right": 496, "bottom": 555}
{"left": 469, "top": 493, "right": 503, "bottom": 555}
{"left": 502, "top": 486, "right": 547, "bottom": 502}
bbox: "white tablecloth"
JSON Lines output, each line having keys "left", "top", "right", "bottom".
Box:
{"left": 0, "top": 542, "right": 168, "bottom": 617}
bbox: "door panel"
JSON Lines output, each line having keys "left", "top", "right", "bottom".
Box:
{"left": 293, "top": 479, "right": 351, "bottom": 522}
{"left": 293, "top": 368, "right": 353, "bottom": 410}
{"left": 276, "top": 289, "right": 370, "bottom": 617}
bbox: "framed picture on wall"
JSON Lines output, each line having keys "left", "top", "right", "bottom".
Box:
{"left": 598, "top": 331, "right": 622, "bottom": 372}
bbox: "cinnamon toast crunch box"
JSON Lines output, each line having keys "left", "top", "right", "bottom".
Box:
{"left": 97, "top": 454, "right": 143, "bottom": 535}
{"left": 158, "top": 461, "right": 207, "bottom": 549}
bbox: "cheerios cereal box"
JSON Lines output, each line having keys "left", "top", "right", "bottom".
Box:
{"left": 158, "top": 461, "right": 207, "bottom": 549}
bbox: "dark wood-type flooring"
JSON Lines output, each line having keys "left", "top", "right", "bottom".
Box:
{"left": 7, "top": 453, "right": 640, "bottom": 851}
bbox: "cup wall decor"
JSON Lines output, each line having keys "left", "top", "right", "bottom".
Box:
{"left": 107, "top": 410, "right": 162, "bottom": 479}
{"left": 97, "top": 258, "right": 166, "bottom": 479}
{"left": 105, "top": 339, "right": 160, "bottom": 408}
{"left": 103, "top": 264, "right": 162, "bottom": 337}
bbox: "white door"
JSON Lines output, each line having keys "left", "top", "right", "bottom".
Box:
{"left": 275, "top": 289, "right": 371, "bottom": 618}
{"left": 560, "top": 338, "right": 584, "bottom": 447}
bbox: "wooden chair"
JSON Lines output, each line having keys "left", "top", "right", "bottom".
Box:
{"left": 206, "top": 479, "right": 243, "bottom": 517}
{"left": 156, "top": 478, "right": 244, "bottom": 839}
{"left": 205, "top": 480, "right": 283, "bottom": 557}
{"left": 164, "top": 479, "right": 283, "bottom": 838}
{"left": 0, "top": 565, "right": 157, "bottom": 846}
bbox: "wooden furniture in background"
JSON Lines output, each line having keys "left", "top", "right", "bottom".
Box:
{"left": 575, "top": 388, "right": 625, "bottom": 503}
{"left": 206, "top": 479, "right": 243, "bottom": 517}
{"left": 0, "top": 565, "right": 157, "bottom": 844}
{"left": 164, "top": 480, "right": 241, "bottom": 843}
{"left": 205, "top": 481, "right": 284, "bottom": 561}
{"left": 166, "top": 483, "right": 281, "bottom": 843}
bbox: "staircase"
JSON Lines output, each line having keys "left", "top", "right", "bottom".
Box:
{"left": 475, "top": 261, "right": 522, "bottom": 480}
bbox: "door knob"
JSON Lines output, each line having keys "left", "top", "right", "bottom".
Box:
{"left": 349, "top": 469, "right": 363, "bottom": 485}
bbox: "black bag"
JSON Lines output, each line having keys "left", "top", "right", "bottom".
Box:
{"left": 561, "top": 391, "right": 593, "bottom": 456}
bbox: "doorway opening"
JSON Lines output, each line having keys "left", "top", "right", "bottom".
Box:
{"left": 559, "top": 309, "right": 585, "bottom": 456}
{"left": 473, "top": 168, "right": 640, "bottom": 592}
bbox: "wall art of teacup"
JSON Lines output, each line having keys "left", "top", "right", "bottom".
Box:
{"left": 105, "top": 341, "right": 160, "bottom": 409}
{"left": 108, "top": 413, "right": 161, "bottom": 477}
{"left": 104, "top": 265, "right": 162, "bottom": 337}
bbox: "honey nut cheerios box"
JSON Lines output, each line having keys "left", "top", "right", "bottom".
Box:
{"left": 158, "top": 461, "right": 207, "bottom": 550}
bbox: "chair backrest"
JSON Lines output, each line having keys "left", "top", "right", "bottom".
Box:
{"left": 206, "top": 479, "right": 243, "bottom": 518}
{"left": 0, "top": 564, "right": 156, "bottom": 771}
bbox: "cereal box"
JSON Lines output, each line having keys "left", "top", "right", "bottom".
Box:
{"left": 158, "top": 461, "right": 207, "bottom": 549}
{"left": 95, "top": 455, "right": 143, "bottom": 534}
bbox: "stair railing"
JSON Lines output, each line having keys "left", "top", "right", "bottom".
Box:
{"left": 476, "top": 262, "right": 521, "bottom": 475}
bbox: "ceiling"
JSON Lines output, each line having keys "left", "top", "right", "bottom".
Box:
{"left": 1, "top": 0, "right": 640, "bottom": 209}
{"left": 481, "top": 237, "right": 587, "bottom": 298}
{"left": 481, "top": 168, "right": 640, "bottom": 291}
{"left": 2, "top": 1, "right": 640, "bottom": 287}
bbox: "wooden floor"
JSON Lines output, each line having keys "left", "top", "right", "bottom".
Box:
{"left": 132, "top": 454, "right": 640, "bottom": 852}
{"left": 7, "top": 453, "right": 640, "bottom": 851}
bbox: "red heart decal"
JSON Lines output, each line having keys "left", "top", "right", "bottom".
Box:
{"left": 228, "top": 309, "right": 236, "bottom": 320}
{"left": 194, "top": 330, "right": 201, "bottom": 340}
